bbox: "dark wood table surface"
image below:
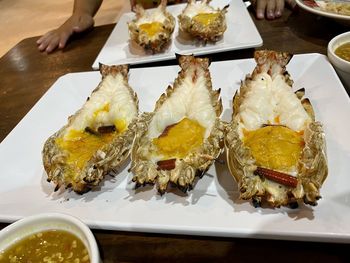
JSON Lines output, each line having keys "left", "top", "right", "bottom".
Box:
{"left": 0, "top": 6, "right": 349, "bottom": 262}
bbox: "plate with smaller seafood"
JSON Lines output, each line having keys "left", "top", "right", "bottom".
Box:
{"left": 296, "top": 0, "right": 350, "bottom": 21}
{"left": 1, "top": 53, "right": 350, "bottom": 243}
{"left": 92, "top": 0, "right": 262, "bottom": 69}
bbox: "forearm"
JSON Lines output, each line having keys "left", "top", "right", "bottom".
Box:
{"left": 73, "top": 0, "right": 103, "bottom": 16}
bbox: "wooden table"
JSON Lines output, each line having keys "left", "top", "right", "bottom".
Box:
{"left": 0, "top": 7, "right": 349, "bottom": 262}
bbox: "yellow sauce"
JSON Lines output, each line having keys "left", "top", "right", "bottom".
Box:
{"left": 193, "top": 13, "right": 220, "bottom": 26}
{"left": 153, "top": 117, "right": 205, "bottom": 159}
{"left": 93, "top": 104, "right": 127, "bottom": 132}
{"left": 335, "top": 42, "right": 350, "bottom": 62}
{"left": 243, "top": 126, "right": 304, "bottom": 171}
{"left": 93, "top": 103, "right": 110, "bottom": 118}
{"left": 114, "top": 119, "right": 127, "bottom": 133}
{"left": 139, "top": 22, "right": 163, "bottom": 37}
{"left": 56, "top": 129, "right": 116, "bottom": 177}
{"left": 0, "top": 230, "right": 89, "bottom": 263}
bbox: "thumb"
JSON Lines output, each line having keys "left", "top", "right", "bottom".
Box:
{"left": 73, "top": 17, "right": 94, "bottom": 33}
{"left": 72, "top": 26, "right": 84, "bottom": 33}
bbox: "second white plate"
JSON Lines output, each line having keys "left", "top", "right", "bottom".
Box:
{"left": 92, "top": 0, "right": 262, "bottom": 68}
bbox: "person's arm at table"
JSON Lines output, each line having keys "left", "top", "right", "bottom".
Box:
{"left": 37, "top": 0, "right": 103, "bottom": 53}
{"left": 252, "top": 0, "right": 296, "bottom": 20}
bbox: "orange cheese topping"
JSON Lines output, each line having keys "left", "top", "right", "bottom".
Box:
{"left": 56, "top": 129, "right": 116, "bottom": 175}
{"left": 139, "top": 22, "right": 163, "bottom": 37}
{"left": 243, "top": 126, "right": 304, "bottom": 171}
{"left": 193, "top": 13, "right": 220, "bottom": 26}
{"left": 153, "top": 117, "right": 205, "bottom": 159}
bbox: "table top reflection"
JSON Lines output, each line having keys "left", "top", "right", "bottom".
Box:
{"left": 0, "top": 6, "right": 349, "bottom": 263}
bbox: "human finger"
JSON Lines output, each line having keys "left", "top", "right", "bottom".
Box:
{"left": 266, "top": 0, "right": 277, "bottom": 19}
{"left": 38, "top": 36, "right": 52, "bottom": 51}
{"left": 36, "top": 36, "right": 44, "bottom": 45}
{"left": 275, "top": 0, "right": 285, "bottom": 17}
{"left": 58, "top": 31, "right": 72, "bottom": 49}
{"left": 45, "top": 36, "right": 60, "bottom": 53}
{"left": 256, "top": 0, "right": 268, "bottom": 19}
{"left": 38, "top": 40, "right": 48, "bottom": 51}
{"left": 37, "top": 31, "right": 54, "bottom": 47}
{"left": 72, "top": 15, "right": 94, "bottom": 33}
{"left": 37, "top": 31, "right": 59, "bottom": 51}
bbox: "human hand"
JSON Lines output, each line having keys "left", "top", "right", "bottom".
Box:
{"left": 251, "top": 0, "right": 296, "bottom": 20}
{"left": 37, "top": 13, "right": 94, "bottom": 53}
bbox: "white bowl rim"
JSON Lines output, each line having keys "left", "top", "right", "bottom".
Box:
{"left": 0, "top": 212, "right": 100, "bottom": 263}
{"left": 328, "top": 31, "right": 350, "bottom": 66}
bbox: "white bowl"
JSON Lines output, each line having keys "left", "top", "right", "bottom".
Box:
{"left": 327, "top": 31, "right": 350, "bottom": 90}
{"left": 0, "top": 213, "right": 100, "bottom": 263}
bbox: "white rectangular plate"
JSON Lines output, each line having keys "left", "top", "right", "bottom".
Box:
{"left": 92, "top": 0, "right": 262, "bottom": 68}
{"left": 1, "top": 54, "right": 350, "bottom": 243}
